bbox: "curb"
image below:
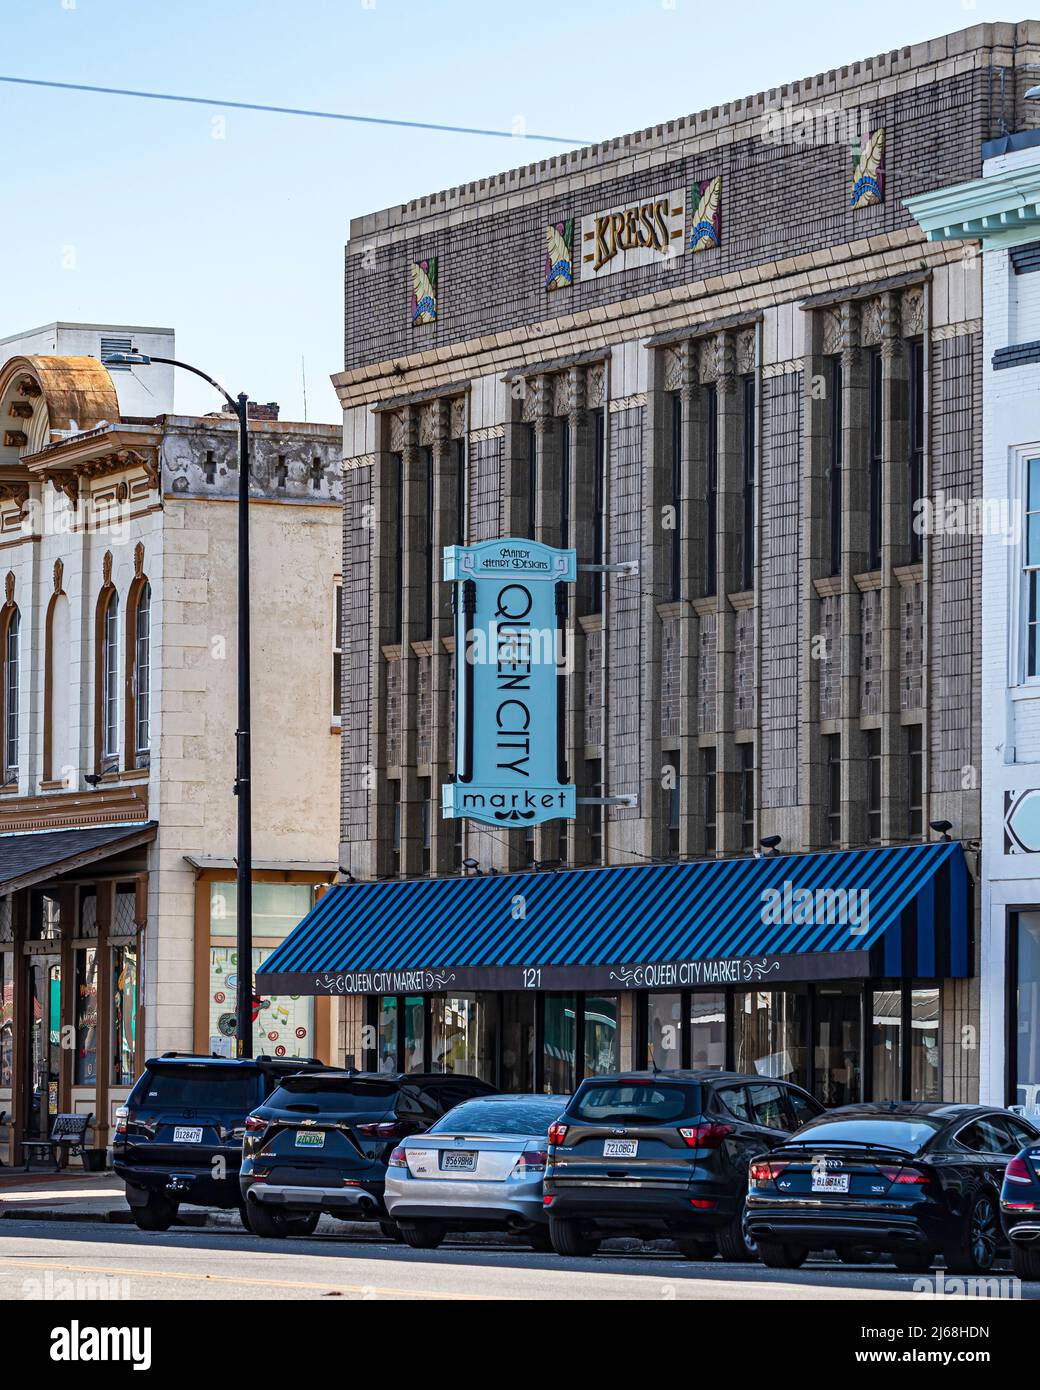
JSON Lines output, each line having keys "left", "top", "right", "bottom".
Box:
{"left": 0, "top": 1208, "right": 209, "bottom": 1226}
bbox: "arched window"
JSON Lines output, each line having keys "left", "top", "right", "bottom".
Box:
{"left": 2, "top": 606, "right": 19, "bottom": 782}
{"left": 102, "top": 591, "right": 120, "bottom": 763}
{"left": 132, "top": 580, "right": 151, "bottom": 762}
{"left": 44, "top": 564, "right": 70, "bottom": 784}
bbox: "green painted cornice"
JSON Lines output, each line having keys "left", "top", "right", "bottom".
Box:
{"left": 904, "top": 165, "right": 1040, "bottom": 248}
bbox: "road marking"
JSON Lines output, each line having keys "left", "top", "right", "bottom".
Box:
{"left": 0, "top": 1257, "right": 503, "bottom": 1300}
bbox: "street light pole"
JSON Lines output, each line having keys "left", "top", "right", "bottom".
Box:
{"left": 102, "top": 352, "right": 253, "bottom": 1059}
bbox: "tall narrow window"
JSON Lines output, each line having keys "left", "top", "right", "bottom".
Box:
{"left": 419, "top": 777, "right": 431, "bottom": 875}
{"left": 1026, "top": 458, "right": 1040, "bottom": 679}
{"left": 908, "top": 341, "right": 925, "bottom": 564}
{"left": 666, "top": 751, "right": 681, "bottom": 860}
{"left": 3, "top": 607, "right": 19, "bottom": 781}
{"left": 455, "top": 437, "right": 466, "bottom": 545}
{"left": 102, "top": 592, "right": 120, "bottom": 764}
{"left": 524, "top": 424, "right": 537, "bottom": 538}
{"left": 704, "top": 385, "right": 718, "bottom": 598}
{"left": 588, "top": 411, "right": 605, "bottom": 615}
{"left": 740, "top": 376, "right": 756, "bottom": 591}
{"left": 868, "top": 349, "right": 883, "bottom": 570}
{"left": 585, "top": 757, "right": 603, "bottom": 864}
{"left": 558, "top": 418, "right": 571, "bottom": 551}
{"left": 332, "top": 580, "right": 343, "bottom": 723}
{"left": 825, "top": 733, "right": 841, "bottom": 845}
{"left": 739, "top": 742, "right": 755, "bottom": 850}
{"left": 701, "top": 747, "right": 717, "bottom": 856}
{"left": 907, "top": 724, "right": 923, "bottom": 838}
{"left": 390, "top": 781, "right": 401, "bottom": 877}
{"left": 392, "top": 451, "right": 404, "bottom": 643}
{"left": 866, "top": 729, "right": 882, "bottom": 842}
{"left": 829, "top": 357, "right": 843, "bottom": 576}
{"left": 421, "top": 445, "right": 433, "bottom": 640}
{"left": 134, "top": 582, "right": 151, "bottom": 760}
{"left": 669, "top": 392, "right": 683, "bottom": 602}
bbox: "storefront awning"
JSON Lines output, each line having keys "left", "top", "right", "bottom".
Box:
{"left": 257, "top": 841, "right": 971, "bottom": 996}
{"left": 0, "top": 822, "right": 157, "bottom": 895}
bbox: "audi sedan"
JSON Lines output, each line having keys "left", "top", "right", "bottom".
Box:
{"left": 1000, "top": 1139, "right": 1040, "bottom": 1281}
{"left": 384, "top": 1093, "right": 570, "bottom": 1250}
{"left": 745, "top": 1102, "right": 1040, "bottom": 1273}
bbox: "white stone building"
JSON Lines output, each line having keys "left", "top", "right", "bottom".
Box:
{"left": 0, "top": 323, "right": 176, "bottom": 418}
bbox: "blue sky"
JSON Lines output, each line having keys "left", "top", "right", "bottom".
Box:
{"left": 0, "top": 0, "right": 1009, "bottom": 420}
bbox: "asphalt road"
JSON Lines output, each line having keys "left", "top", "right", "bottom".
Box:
{"left": 2, "top": 1218, "right": 1033, "bottom": 1300}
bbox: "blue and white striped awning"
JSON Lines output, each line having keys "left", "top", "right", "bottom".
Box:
{"left": 257, "top": 841, "right": 971, "bottom": 996}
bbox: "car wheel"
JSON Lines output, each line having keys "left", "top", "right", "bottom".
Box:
{"left": 944, "top": 1191, "right": 999, "bottom": 1275}
{"left": 676, "top": 1235, "right": 717, "bottom": 1261}
{"left": 549, "top": 1218, "right": 601, "bottom": 1257}
{"left": 238, "top": 1203, "right": 253, "bottom": 1233}
{"left": 130, "top": 1193, "right": 177, "bottom": 1232}
{"left": 755, "top": 1238, "right": 808, "bottom": 1269}
{"left": 1009, "top": 1241, "right": 1040, "bottom": 1282}
{"left": 716, "top": 1196, "right": 756, "bottom": 1262}
{"left": 378, "top": 1220, "right": 402, "bottom": 1242}
{"left": 892, "top": 1250, "right": 935, "bottom": 1273}
{"left": 246, "top": 1203, "right": 316, "bottom": 1239}
{"left": 397, "top": 1221, "right": 445, "bottom": 1250}
{"left": 837, "top": 1246, "right": 880, "bottom": 1265}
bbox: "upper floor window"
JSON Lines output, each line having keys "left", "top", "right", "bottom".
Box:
{"left": 133, "top": 581, "right": 151, "bottom": 760}
{"left": 332, "top": 579, "right": 343, "bottom": 724}
{"left": 3, "top": 606, "right": 19, "bottom": 782}
{"left": 828, "top": 357, "right": 843, "bottom": 576}
{"left": 1026, "top": 457, "right": 1040, "bottom": 681}
{"left": 703, "top": 384, "right": 718, "bottom": 598}
{"left": 740, "top": 376, "right": 756, "bottom": 592}
{"left": 908, "top": 341, "right": 925, "bottom": 564}
{"left": 868, "top": 349, "right": 883, "bottom": 571}
{"left": 668, "top": 392, "right": 683, "bottom": 602}
{"left": 102, "top": 590, "right": 120, "bottom": 766}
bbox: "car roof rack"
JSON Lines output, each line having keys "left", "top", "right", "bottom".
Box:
{"left": 255, "top": 1054, "right": 326, "bottom": 1065}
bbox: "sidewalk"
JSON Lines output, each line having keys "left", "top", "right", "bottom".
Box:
{"left": 0, "top": 1170, "right": 136, "bottom": 1223}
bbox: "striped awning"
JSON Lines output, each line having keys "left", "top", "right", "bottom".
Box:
{"left": 256, "top": 841, "right": 971, "bottom": 996}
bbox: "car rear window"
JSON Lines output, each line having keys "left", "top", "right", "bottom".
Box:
{"left": 137, "top": 1065, "right": 260, "bottom": 1111}
{"left": 265, "top": 1077, "right": 399, "bottom": 1115}
{"left": 428, "top": 1097, "right": 568, "bottom": 1137}
{"left": 791, "top": 1117, "right": 944, "bottom": 1152}
{"left": 571, "top": 1082, "right": 694, "bottom": 1125}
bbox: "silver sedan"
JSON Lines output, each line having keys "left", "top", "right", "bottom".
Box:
{"left": 385, "top": 1093, "right": 570, "bottom": 1250}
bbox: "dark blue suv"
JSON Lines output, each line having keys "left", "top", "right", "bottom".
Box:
{"left": 113, "top": 1053, "right": 329, "bottom": 1230}
{"left": 1000, "top": 1139, "right": 1040, "bottom": 1281}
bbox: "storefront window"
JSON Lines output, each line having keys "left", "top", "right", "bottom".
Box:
{"left": 430, "top": 994, "right": 497, "bottom": 1080}
{"left": 1015, "top": 913, "right": 1040, "bottom": 1112}
{"left": 75, "top": 948, "right": 99, "bottom": 1085}
{"left": 501, "top": 993, "right": 535, "bottom": 1092}
{"left": 543, "top": 995, "right": 576, "bottom": 1094}
{"left": 112, "top": 944, "right": 137, "bottom": 1085}
{"left": 376, "top": 996, "right": 398, "bottom": 1072}
{"left": 403, "top": 996, "right": 425, "bottom": 1072}
{"left": 733, "top": 990, "right": 808, "bottom": 1087}
{"left": 909, "top": 987, "right": 940, "bottom": 1101}
{"left": 814, "top": 984, "right": 862, "bottom": 1106}
{"left": 872, "top": 987, "right": 902, "bottom": 1100}
{"left": 584, "top": 995, "right": 619, "bottom": 1076}
{"left": 690, "top": 992, "right": 726, "bottom": 1070}
{"left": 0, "top": 950, "right": 12, "bottom": 1088}
{"left": 648, "top": 993, "right": 682, "bottom": 1070}
{"left": 208, "top": 882, "right": 315, "bottom": 1060}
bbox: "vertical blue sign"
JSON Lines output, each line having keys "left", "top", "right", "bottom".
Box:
{"left": 443, "top": 538, "right": 577, "bottom": 827}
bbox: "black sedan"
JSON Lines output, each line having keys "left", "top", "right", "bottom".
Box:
{"left": 745, "top": 1102, "right": 1040, "bottom": 1273}
{"left": 1000, "top": 1139, "right": 1040, "bottom": 1281}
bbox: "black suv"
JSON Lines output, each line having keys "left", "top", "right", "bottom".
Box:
{"left": 999, "top": 1138, "right": 1040, "bottom": 1281}
{"left": 113, "top": 1053, "right": 329, "bottom": 1230}
{"left": 543, "top": 1070, "right": 823, "bottom": 1258}
{"left": 240, "top": 1070, "right": 498, "bottom": 1238}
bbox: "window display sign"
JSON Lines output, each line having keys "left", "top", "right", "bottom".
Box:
{"left": 442, "top": 538, "right": 576, "bottom": 827}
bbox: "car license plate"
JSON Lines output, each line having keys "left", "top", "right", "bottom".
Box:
{"left": 811, "top": 1172, "right": 850, "bottom": 1193}
{"left": 173, "top": 1126, "right": 203, "bottom": 1144}
{"left": 441, "top": 1150, "right": 477, "bottom": 1171}
{"left": 295, "top": 1131, "right": 325, "bottom": 1148}
{"left": 603, "top": 1139, "right": 638, "bottom": 1158}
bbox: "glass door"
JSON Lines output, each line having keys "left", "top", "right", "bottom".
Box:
{"left": 26, "top": 954, "right": 61, "bottom": 1139}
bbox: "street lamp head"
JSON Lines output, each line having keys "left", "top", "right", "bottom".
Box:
{"left": 929, "top": 819, "right": 953, "bottom": 842}
{"left": 1026, "top": 85, "right": 1040, "bottom": 100}
{"left": 102, "top": 350, "right": 152, "bottom": 366}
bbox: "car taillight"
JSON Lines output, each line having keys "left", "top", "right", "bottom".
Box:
{"left": 1005, "top": 1156, "right": 1034, "bottom": 1185}
{"left": 387, "top": 1146, "right": 408, "bottom": 1168}
{"left": 113, "top": 1106, "right": 128, "bottom": 1136}
{"left": 244, "top": 1115, "right": 268, "bottom": 1134}
{"left": 678, "top": 1123, "right": 734, "bottom": 1149}
{"left": 689, "top": 1198, "right": 717, "bottom": 1210}
{"left": 358, "top": 1121, "right": 412, "bottom": 1141}
{"left": 511, "top": 1148, "right": 548, "bottom": 1177}
{"left": 878, "top": 1165, "right": 928, "bottom": 1185}
{"left": 548, "top": 1122, "right": 568, "bottom": 1147}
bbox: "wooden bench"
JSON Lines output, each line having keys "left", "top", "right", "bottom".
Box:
{"left": 21, "top": 1112, "right": 93, "bottom": 1172}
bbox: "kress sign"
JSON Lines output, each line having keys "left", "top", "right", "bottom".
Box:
{"left": 442, "top": 538, "right": 577, "bottom": 828}
{"left": 580, "top": 187, "right": 686, "bottom": 280}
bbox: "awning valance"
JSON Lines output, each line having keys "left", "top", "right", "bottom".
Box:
{"left": 257, "top": 842, "right": 972, "bottom": 996}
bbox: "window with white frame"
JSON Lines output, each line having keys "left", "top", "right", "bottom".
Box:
{"left": 1026, "top": 457, "right": 1040, "bottom": 680}
{"left": 4, "top": 608, "right": 19, "bottom": 780}
{"left": 332, "top": 579, "right": 342, "bottom": 723}
{"left": 103, "top": 592, "right": 120, "bottom": 762}
{"left": 135, "top": 581, "right": 151, "bottom": 758}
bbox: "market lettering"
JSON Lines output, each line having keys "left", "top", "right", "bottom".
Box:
{"left": 593, "top": 197, "right": 672, "bottom": 271}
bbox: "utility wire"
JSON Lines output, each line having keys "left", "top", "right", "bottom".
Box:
{"left": 0, "top": 75, "right": 590, "bottom": 146}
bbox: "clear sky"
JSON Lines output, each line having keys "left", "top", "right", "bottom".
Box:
{"left": 0, "top": 0, "right": 1014, "bottom": 421}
